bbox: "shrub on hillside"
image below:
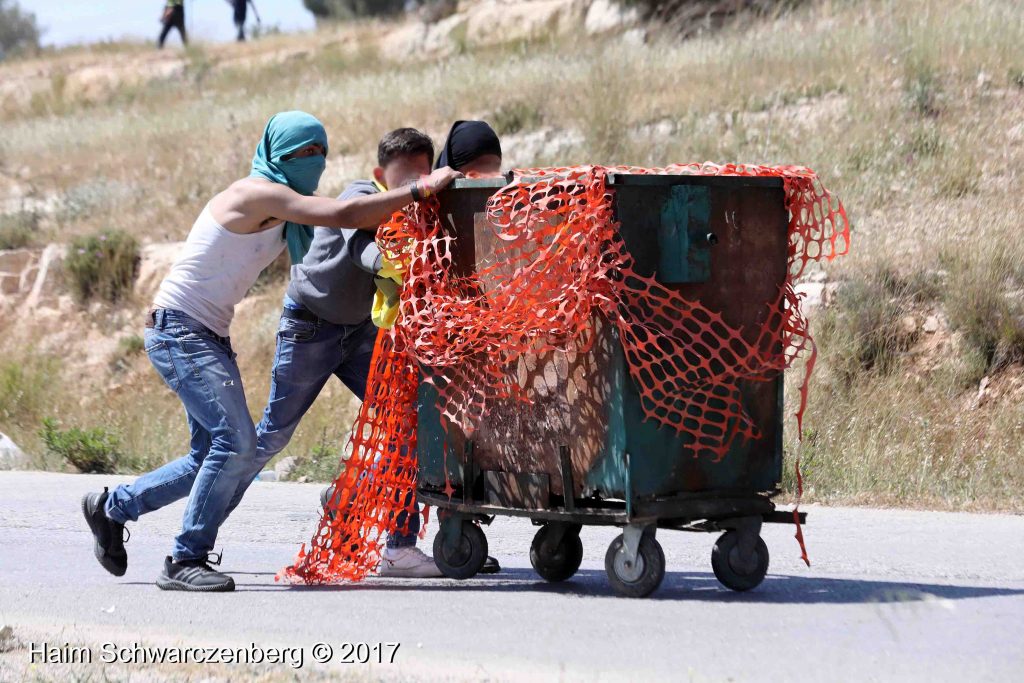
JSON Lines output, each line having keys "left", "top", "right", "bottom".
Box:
{"left": 284, "top": 428, "right": 346, "bottom": 482}
{"left": 109, "top": 334, "right": 145, "bottom": 373}
{"left": 942, "top": 247, "right": 1024, "bottom": 373}
{"left": 490, "top": 99, "right": 544, "bottom": 136}
{"left": 816, "top": 265, "right": 939, "bottom": 386}
{"left": 0, "top": 356, "right": 58, "bottom": 427}
{"left": 0, "top": 0, "right": 40, "bottom": 60}
{"left": 617, "top": 0, "right": 802, "bottom": 35}
{"left": 303, "top": 0, "right": 405, "bottom": 21}
{"left": 64, "top": 230, "right": 140, "bottom": 304}
{"left": 0, "top": 208, "right": 39, "bottom": 249}
{"left": 40, "top": 418, "right": 123, "bottom": 474}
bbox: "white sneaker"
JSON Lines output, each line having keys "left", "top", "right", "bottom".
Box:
{"left": 378, "top": 546, "right": 444, "bottom": 578}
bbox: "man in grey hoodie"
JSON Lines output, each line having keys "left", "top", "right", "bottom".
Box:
{"left": 221, "top": 128, "right": 443, "bottom": 577}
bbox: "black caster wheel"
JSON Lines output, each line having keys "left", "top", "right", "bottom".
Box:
{"left": 530, "top": 524, "right": 584, "bottom": 582}
{"left": 433, "top": 520, "right": 488, "bottom": 580}
{"left": 604, "top": 533, "right": 665, "bottom": 598}
{"left": 711, "top": 530, "right": 769, "bottom": 592}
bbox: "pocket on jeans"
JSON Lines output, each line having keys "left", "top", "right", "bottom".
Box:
{"left": 145, "top": 341, "right": 181, "bottom": 391}
{"left": 279, "top": 317, "right": 317, "bottom": 343}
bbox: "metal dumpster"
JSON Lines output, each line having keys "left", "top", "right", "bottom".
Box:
{"left": 416, "top": 173, "right": 803, "bottom": 597}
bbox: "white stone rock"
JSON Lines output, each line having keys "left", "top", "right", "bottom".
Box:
{"left": 973, "top": 376, "right": 991, "bottom": 409}
{"left": 585, "top": 0, "right": 639, "bottom": 35}
{"left": 0, "top": 249, "right": 34, "bottom": 274}
{"left": 500, "top": 127, "right": 585, "bottom": 167}
{"left": 794, "top": 282, "right": 825, "bottom": 312}
{"left": 257, "top": 470, "right": 278, "bottom": 482}
{"left": 274, "top": 455, "right": 298, "bottom": 480}
{"left": 464, "top": 0, "right": 583, "bottom": 47}
{"left": 0, "top": 273, "right": 20, "bottom": 296}
{"left": 923, "top": 315, "right": 940, "bottom": 333}
{"left": 620, "top": 27, "right": 647, "bottom": 47}
{"left": 0, "top": 432, "right": 28, "bottom": 470}
{"left": 22, "top": 244, "right": 66, "bottom": 311}
{"left": 423, "top": 13, "right": 470, "bottom": 54}
{"left": 134, "top": 242, "right": 184, "bottom": 300}
{"left": 385, "top": 21, "right": 429, "bottom": 58}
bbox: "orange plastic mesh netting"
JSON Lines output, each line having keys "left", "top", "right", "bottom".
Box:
{"left": 278, "top": 163, "right": 848, "bottom": 583}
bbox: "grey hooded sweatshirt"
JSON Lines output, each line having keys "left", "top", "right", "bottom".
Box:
{"left": 286, "top": 179, "right": 384, "bottom": 325}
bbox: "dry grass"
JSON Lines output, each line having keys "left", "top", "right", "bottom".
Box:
{"left": 1, "top": 0, "right": 1023, "bottom": 507}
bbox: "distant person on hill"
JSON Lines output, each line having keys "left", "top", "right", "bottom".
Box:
{"left": 158, "top": 0, "right": 187, "bottom": 48}
{"left": 80, "top": 111, "right": 461, "bottom": 593}
{"left": 230, "top": 0, "right": 260, "bottom": 42}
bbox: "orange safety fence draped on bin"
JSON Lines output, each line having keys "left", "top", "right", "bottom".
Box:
{"left": 278, "top": 163, "right": 848, "bottom": 583}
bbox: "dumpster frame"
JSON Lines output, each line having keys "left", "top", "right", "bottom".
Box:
{"left": 417, "top": 173, "right": 806, "bottom": 597}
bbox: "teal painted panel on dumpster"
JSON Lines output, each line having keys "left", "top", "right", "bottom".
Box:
{"left": 657, "top": 185, "right": 712, "bottom": 283}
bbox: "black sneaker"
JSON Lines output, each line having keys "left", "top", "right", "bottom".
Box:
{"left": 81, "top": 488, "right": 129, "bottom": 577}
{"left": 156, "top": 553, "right": 235, "bottom": 592}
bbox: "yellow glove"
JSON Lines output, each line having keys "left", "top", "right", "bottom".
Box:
{"left": 371, "top": 257, "right": 405, "bottom": 329}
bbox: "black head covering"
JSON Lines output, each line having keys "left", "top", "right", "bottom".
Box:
{"left": 435, "top": 120, "right": 502, "bottom": 170}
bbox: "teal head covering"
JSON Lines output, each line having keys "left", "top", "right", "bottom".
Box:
{"left": 250, "top": 111, "right": 329, "bottom": 264}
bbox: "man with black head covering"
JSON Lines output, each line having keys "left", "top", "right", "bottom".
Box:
{"left": 427, "top": 120, "right": 505, "bottom": 574}
{"left": 436, "top": 120, "right": 503, "bottom": 175}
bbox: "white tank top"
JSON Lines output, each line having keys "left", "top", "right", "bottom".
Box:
{"left": 153, "top": 204, "right": 286, "bottom": 337}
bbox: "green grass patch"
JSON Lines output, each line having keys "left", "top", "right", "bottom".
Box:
{"left": 0, "top": 209, "right": 39, "bottom": 249}
{"left": 39, "top": 417, "right": 124, "bottom": 474}
{"left": 65, "top": 229, "right": 139, "bottom": 304}
{"left": 941, "top": 244, "right": 1024, "bottom": 373}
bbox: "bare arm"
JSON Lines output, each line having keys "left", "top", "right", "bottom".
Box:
{"left": 246, "top": 167, "right": 461, "bottom": 231}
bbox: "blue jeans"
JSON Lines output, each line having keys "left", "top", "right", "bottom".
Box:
{"left": 225, "top": 309, "right": 420, "bottom": 548}
{"left": 104, "top": 309, "right": 257, "bottom": 562}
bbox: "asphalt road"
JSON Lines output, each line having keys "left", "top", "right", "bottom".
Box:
{"left": 1, "top": 471, "right": 1022, "bottom": 682}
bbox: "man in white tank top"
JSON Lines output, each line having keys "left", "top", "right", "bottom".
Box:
{"left": 80, "top": 111, "right": 461, "bottom": 592}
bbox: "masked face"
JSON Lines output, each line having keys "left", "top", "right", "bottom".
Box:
{"left": 280, "top": 153, "right": 326, "bottom": 195}
{"left": 250, "top": 112, "right": 329, "bottom": 196}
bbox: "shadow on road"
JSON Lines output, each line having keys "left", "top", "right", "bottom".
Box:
{"left": 212, "top": 568, "right": 1024, "bottom": 603}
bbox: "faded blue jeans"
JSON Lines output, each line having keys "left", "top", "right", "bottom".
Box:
{"left": 104, "top": 309, "right": 257, "bottom": 562}
{"left": 224, "top": 308, "right": 420, "bottom": 548}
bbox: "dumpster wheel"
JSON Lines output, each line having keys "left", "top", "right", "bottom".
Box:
{"left": 433, "top": 520, "right": 489, "bottom": 580}
{"left": 530, "top": 524, "right": 584, "bottom": 582}
{"left": 604, "top": 533, "right": 665, "bottom": 598}
{"left": 711, "top": 530, "right": 769, "bottom": 592}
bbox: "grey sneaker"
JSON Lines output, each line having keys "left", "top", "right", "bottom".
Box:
{"left": 81, "top": 488, "right": 129, "bottom": 577}
{"left": 156, "top": 554, "right": 235, "bottom": 592}
{"left": 320, "top": 484, "right": 336, "bottom": 520}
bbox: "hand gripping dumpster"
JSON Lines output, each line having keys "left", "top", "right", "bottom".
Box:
{"left": 280, "top": 164, "right": 848, "bottom": 597}
{"left": 414, "top": 168, "right": 847, "bottom": 597}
